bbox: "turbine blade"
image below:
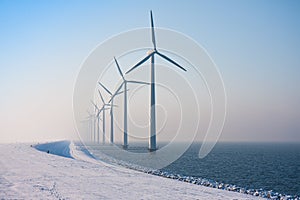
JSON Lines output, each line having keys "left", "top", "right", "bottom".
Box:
{"left": 114, "top": 57, "right": 125, "bottom": 80}
{"left": 115, "top": 89, "right": 128, "bottom": 96}
{"left": 96, "top": 110, "right": 102, "bottom": 118}
{"left": 90, "top": 100, "right": 99, "bottom": 110}
{"left": 98, "top": 89, "right": 105, "bottom": 104}
{"left": 114, "top": 82, "right": 124, "bottom": 96}
{"left": 126, "top": 53, "right": 154, "bottom": 74}
{"left": 116, "top": 90, "right": 124, "bottom": 95}
{"left": 127, "top": 80, "right": 150, "bottom": 85}
{"left": 156, "top": 51, "right": 187, "bottom": 71}
{"left": 96, "top": 105, "right": 105, "bottom": 117}
{"left": 109, "top": 83, "right": 124, "bottom": 103}
{"left": 150, "top": 10, "right": 156, "bottom": 50}
{"left": 98, "top": 82, "right": 112, "bottom": 95}
{"left": 109, "top": 89, "right": 127, "bottom": 103}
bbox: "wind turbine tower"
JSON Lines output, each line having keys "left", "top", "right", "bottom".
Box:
{"left": 112, "top": 57, "right": 149, "bottom": 148}
{"left": 126, "top": 11, "right": 186, "bottom": 151}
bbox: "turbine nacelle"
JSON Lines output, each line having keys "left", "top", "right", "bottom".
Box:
{"left": 147, "top": 49, "right": 155, "bottom": 55}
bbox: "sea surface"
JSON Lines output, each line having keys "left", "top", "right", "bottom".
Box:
{"left": 162, "top": 142, "right": 300, "bottom": 197}
{"left": 84, "top": 142, "right": 300, "bottom": 197}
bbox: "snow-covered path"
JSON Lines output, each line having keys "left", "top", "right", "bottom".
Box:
{"left": 0, "top": 142, "right": 264, "bottom": 199}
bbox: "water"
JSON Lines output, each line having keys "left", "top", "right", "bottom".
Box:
{"left": 162, "top": 142, "right": 300, "bottom": 197}
{"left": 83, "top": 142, "right": 300, "bottom": 197}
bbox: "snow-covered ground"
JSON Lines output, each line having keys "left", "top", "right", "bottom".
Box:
{"left": 0, "top": 141, "right": 264, "bottom": 199}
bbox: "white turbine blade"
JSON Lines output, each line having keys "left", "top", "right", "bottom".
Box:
{"left": 156, "top": 51, "right": 187, "bottom": 71}
{"left": 96, "top": 110, "right": 101, "bottom": 118}
{"left": 126, "top": 52, "right": 154, "bottom": 74}
{"left": 112, "top": 82, "right": 124, "bottom": 98}
{"left": 127, "top": 80, "right": 150, "bottom": 85}
{"left": 150, "top": 10, "right": 156, "bottom": 50}
{"left": 114, "top": 57, "right": 125, "bottom": 80}
{"left": 111, "top": 83, "right": 124, "bottom": 99}
{"left": 116, "top": 90, "right": 124, "bottom": 95}
{"left": 109, "top": 89, "right": 127, "bottom": 104}
{"left": 98, "top": 89, "right": 105, "bottom": 104}
{"left": 96, "top": 105, "right": 105, "bottom": 117}
{"left": 115, "top": 89, "right": 129, "bottom": 95}
{"left": 90, "top": 100, "right": 99, "bottom": 110}
{"left": 98, "top": 82, "right": 112, "bottom": 95}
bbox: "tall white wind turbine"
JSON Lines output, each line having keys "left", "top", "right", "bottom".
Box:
{"left": 126, "top": 11, "right": 187, "bottom": 151}
{"left": 112, "top": 57, "right": 149, "bottom": 148}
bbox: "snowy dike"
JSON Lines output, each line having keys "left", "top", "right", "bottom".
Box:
{"left": 0, "top": 141, "right": 296, "bottom": 199}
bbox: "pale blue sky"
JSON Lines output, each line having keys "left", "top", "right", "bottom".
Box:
{"left": 0, "top": 0, "right": 299, "bottom": 142}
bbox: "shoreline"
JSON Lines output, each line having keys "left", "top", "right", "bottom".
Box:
{"left": 75, "top": 142, "right": 300, "bottom": 200}
{"left": 75, "top": 142, "right": 299, "bottom": 200}
{"left": 0, "top": 141, "right": 272, "bottom": 199}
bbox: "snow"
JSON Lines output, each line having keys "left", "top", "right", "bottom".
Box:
{"left": 35, "top": 141, "right": 73, "bottom": 159}
{"left": 0, "top": 141, "right": 265, "bottom": 199}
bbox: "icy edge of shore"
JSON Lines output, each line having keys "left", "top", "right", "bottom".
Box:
{"left": 35, "top": 141, "right": 299, "bottom": 200}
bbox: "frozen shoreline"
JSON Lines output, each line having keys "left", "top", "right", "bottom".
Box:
{"left": 0, "top": 141, "right": 264, "bottom": 199}
{"left": 71, "top": 142, "right": 299, "bottom": 200}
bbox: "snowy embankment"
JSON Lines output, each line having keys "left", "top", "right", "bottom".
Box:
{"left": 0, "top": 141, "right": 264, "bottom": 199}
{"left": 35, "top": 141, "right": 73, "bottom": 158}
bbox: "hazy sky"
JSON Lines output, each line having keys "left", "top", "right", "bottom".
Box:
{"left": 0, "top": 0, "right": 299, "bottom": 143}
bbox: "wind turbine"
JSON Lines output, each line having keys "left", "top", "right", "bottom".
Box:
{"left": 126, "top": 11, "right": 187, "bottom": 151}
{"left": 86, "top": 110, "right": 95, "bottom": 142}
{"left": 90, "top": 100, "right": 101, "bottom": 143}
{"left": 96, "top": 89, "right": 111, "bottom": 144}
{"left": 98, "top": 82, "right": 123, "bottom": 144}
{"left": 111, "top": 57, "right": 149, "bottom": 148}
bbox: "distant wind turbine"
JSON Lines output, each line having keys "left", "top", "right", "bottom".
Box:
{"left": 86, "top": 110, "right": 95, "bottom": 142}
{"left": 112, "top": 57, "right": 149, "bottom": 148}
{"left": 98, "top": 82, "right": 123, "bottom": 144}
{"left": 126, "top": 11, "right": 187, "bottom": 151}
{"left": 90, "top": 100, "right": 101, "bottom": 143}
{"left": 96, "top": 89, "right": 111, "bottom": 144}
